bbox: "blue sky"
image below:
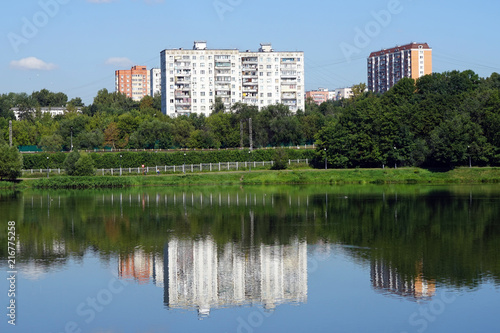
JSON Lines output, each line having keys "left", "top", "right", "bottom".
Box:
{"left": 2, "top": 0, "right": 500, "bottom": 105}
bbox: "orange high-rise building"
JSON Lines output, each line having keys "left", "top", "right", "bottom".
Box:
{"left": 115, "top": 65, "right": 151, "bottom": 101}
{"left": 367, "top": 42, "right": 432, "bottom": 93}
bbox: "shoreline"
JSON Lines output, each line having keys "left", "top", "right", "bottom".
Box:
{"left": 2, "top": 167, "right": 500, "bottom": 190}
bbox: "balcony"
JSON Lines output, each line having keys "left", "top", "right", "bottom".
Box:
{"left": 215, "top": 62, "right": 231, "bottom": 68}
{"left": 242, "top": 57, "right": 258, "bottom": 64}
{"left": 175, "top": 98, "right": 191, "bottom": 106}
{"left": 282, "top": 93, "right": 296, "bottom": 99}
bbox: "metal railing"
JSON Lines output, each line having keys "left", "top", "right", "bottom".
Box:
{"left": 21, "top": 159, "right": 310, "bottom": 176}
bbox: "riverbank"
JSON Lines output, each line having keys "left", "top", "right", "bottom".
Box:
{"left": 5, "top": 167, "right": 500, "bottom": 189}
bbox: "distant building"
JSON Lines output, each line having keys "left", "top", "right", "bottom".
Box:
{"left": 150, "top": 68, "right": 162, "bottom": 97}
{"left": 10, "top": 106, "right": 82, "bottom": 120}
{"left": 306, "top": 88, "right": 330, "bottom": 105}
{"left": 334, "top": 87, "right": 354, "bottom": 100}
{"left": 367, "top": 42, "right": 432, "bottom": 93}
{"left": 115, "top": 65, "right": 151, "bottom": 101}
{"left": 160, "top": 41, "right": 305, "bottom": 117}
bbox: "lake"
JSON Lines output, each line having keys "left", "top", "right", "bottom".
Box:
{"left": 1, "top": 184, "right": 499, "bottom": 333}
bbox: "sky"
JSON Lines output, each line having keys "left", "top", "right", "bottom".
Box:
{"left": 1, "top": 0, "right": 500, "bottom": 105}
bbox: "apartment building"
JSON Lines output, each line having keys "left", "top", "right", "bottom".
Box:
{"left": 160, "top": 41, "right": 304, "bottom": 117}
{"left": 150, "top": 68, "right": 162, "bottom": 97}
{"left": 115, "top": 65, "right": 151, "bottom": 101}
{"left": 306, "top": 88, "right": 330, "bottom": 105}
{"left": 367, "top": 42, "right": 432, "bottom": 93}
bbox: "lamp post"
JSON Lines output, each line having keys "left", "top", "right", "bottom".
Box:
{"left": 120, "top": 154, "right": 122, "bottom": 176}
{"left": 468, "top": 146, "right": 471, "bottom": 168}
{"left": 249, "top": 150, "right": 251, "bottom": 172}
{"left": 70, "top": 126, "right": 73, "bottom": 152}
{"left": 46, "top": 156, "right": 49, "bottom": 178}
{"left": 394, "top": 147, "right": 397, "bottom": 169}
{"left": 183, "top": 153, "right": 186, "bottom": 174}
{"left": 324, "top": 148, "right": 327, "bottom": 170}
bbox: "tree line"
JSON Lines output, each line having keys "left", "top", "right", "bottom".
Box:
{"left": 1, "top": 70, "right": 500, "bottom": 172}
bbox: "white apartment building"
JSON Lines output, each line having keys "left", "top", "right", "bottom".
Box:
{"left": 150, "top": 68, "right": 162, "bottom": 97}
{"left": 160, "top": 41, "right": 304, "bottom": 117}
{"left": 334, "top": 87, "right": 354, "bottom": 100}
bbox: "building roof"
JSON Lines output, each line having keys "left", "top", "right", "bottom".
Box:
{"left": 368, "top": 42, "right": 431, "bottom": 58}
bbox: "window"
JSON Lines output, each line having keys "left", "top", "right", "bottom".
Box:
{"left": 267, "top": 93, "right": 272, "bottom": 97}
{"left": 201, "top": 99, "right": 206, "bottom": 103}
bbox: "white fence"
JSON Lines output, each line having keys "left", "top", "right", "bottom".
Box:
{"left": 22, "top": 159, "right": 309, "bottom": 176}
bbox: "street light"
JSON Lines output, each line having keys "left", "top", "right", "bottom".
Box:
{"left": 324, "top": 148, "right": 327, "bottom": 170}
{"left": 183, "top": 152, "right": 187, "bottom": 174}
{"left": 394, "top": 147, "right": 397, "bottom": 169}
{"left": 70, "top": 126, "right": 73, "bottom": 152}
{"left": 120, "top": 154, "right": 122, "bottom": 176}
{"left": 468, "top": 146, "right": 471, "bottom": 168}
{"left": 46, "top": 156, "right": 49, "bottom": 178}
{"left": 249, "top": 150, "right": 251, "bottom": 172}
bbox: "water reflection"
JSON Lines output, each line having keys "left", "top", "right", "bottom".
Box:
{"left": 2, "top": 185, "right": 500, "bottom": 314}
{"left": 371, "top": 259, "right": 436, "bottom": 300}
{"left": 117, "top": 236, "right": 307, "bottom": 317}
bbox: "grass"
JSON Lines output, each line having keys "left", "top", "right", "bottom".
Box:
{"left": 19, "top": 167, "right": 500, "bottom": 189}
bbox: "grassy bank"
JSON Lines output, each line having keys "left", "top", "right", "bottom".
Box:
{"left": 19, "top": 167, "right": 500, "bottom": 189}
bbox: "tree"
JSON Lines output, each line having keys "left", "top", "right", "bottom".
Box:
{"left": 351, "top": 83, "right": 367, "bottom": 99}
{"left": 271, "top": 147, "right": 288, "bottom": 170}
{"left": 39, "top": 134, "right": 64, "bottom": 152}
{"left": 63, "top": 151, "right": 80, "bottom": 175}
{"left": 128, "top": 119, "right": 173, "bottom": 149}
{"left": 73, "top": 153, "right": 95, "bottom": 176}
{"left": 68, "top": 97, "right": 84, "bottom": 107}
{"left": 104, "top": 122, "right": 120, "bottom": 149}
{"left": 76, "top": 129, "right": 104, "bottom": 150}
{"left": 210, "top": 97, "right": 226, "bottom": 114}
{"left": 0, "top": 144, "right": 23, "bottom": 180}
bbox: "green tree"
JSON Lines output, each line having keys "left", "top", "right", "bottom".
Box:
{"left": 0, "top": 144, "right": 23, "bottom": 180}
{"left": 129, "top": 119, "right": 173, "bottom": 149}
{"left": 210, "top": 97, "right": 226, "bottom": 114}
{"left": 270, "top": 147, "right": 288, "bottom": 170}
{"left": 63, "top": 151, "right": 80, "bottom": 176}
{"left": 73, "top": 153, "right": 95, "bottom": 176}
{"left": 38, "top": 134, "right": 64, "bottom": 152}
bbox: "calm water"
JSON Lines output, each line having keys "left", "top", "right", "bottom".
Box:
{"left": 1, "top": 185, "right": 499, "bottom": 333}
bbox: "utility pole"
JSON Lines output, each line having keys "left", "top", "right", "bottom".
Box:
{"left": 9, "top": 120, "right": 12, "bottom": 147}
{"left": 240, "top": 120, "right": 244, "bottom": 148}
{"left": 249, "top": 118, "right": 253, "bottom": 151}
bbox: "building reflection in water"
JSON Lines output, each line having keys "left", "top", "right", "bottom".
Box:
{"left": 371, "top": 259, "right": 436, "bottom": 300}
{"left": 118, "top": 237, "right": 308, "bottom": 317}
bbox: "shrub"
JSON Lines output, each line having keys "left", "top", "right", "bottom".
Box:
{"left": 0, "top": 144, "right": 23, "bottom": 180}
{"left": 64, "top": 151, "right": 80, "bottom": 176}
{"left": 74, "top": 153, "right": 95, "bottom": 176}
{"left": 271, "top": 148, "right": 288, "bottom": 170}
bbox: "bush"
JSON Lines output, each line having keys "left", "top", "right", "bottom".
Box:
{"left": 64, "top": 151, "right": 80, "bottom": 176}
{"left": 271, "top": 148, "right": 288, "bottom": 170}
{"left": 0, "top": 144, "right": 23, "bottom": 180}
{"left": 74, "top": 153, "right": 95, "bottom": 176}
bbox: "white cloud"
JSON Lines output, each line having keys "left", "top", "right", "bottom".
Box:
{"left": 104, "top": 57, "right": 134, "bottom": 68}
{"left": 10, "top": 57, "right": 57, "bottom": 70}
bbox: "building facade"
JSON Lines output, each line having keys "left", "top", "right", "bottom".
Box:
{"left": 150, "top": 68, "right": 162, "bottom": 97}
{"left": 160, "top": 41, "right": 304, "bottom": 117}
{"left": 115, "top": 65, "right": 151, "bottom": 101}
{"left": 367, "top": 42, "right": 432, "bottom": 93}
{"left": 306, "top": 88, "right": 330, "bottom": 105}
